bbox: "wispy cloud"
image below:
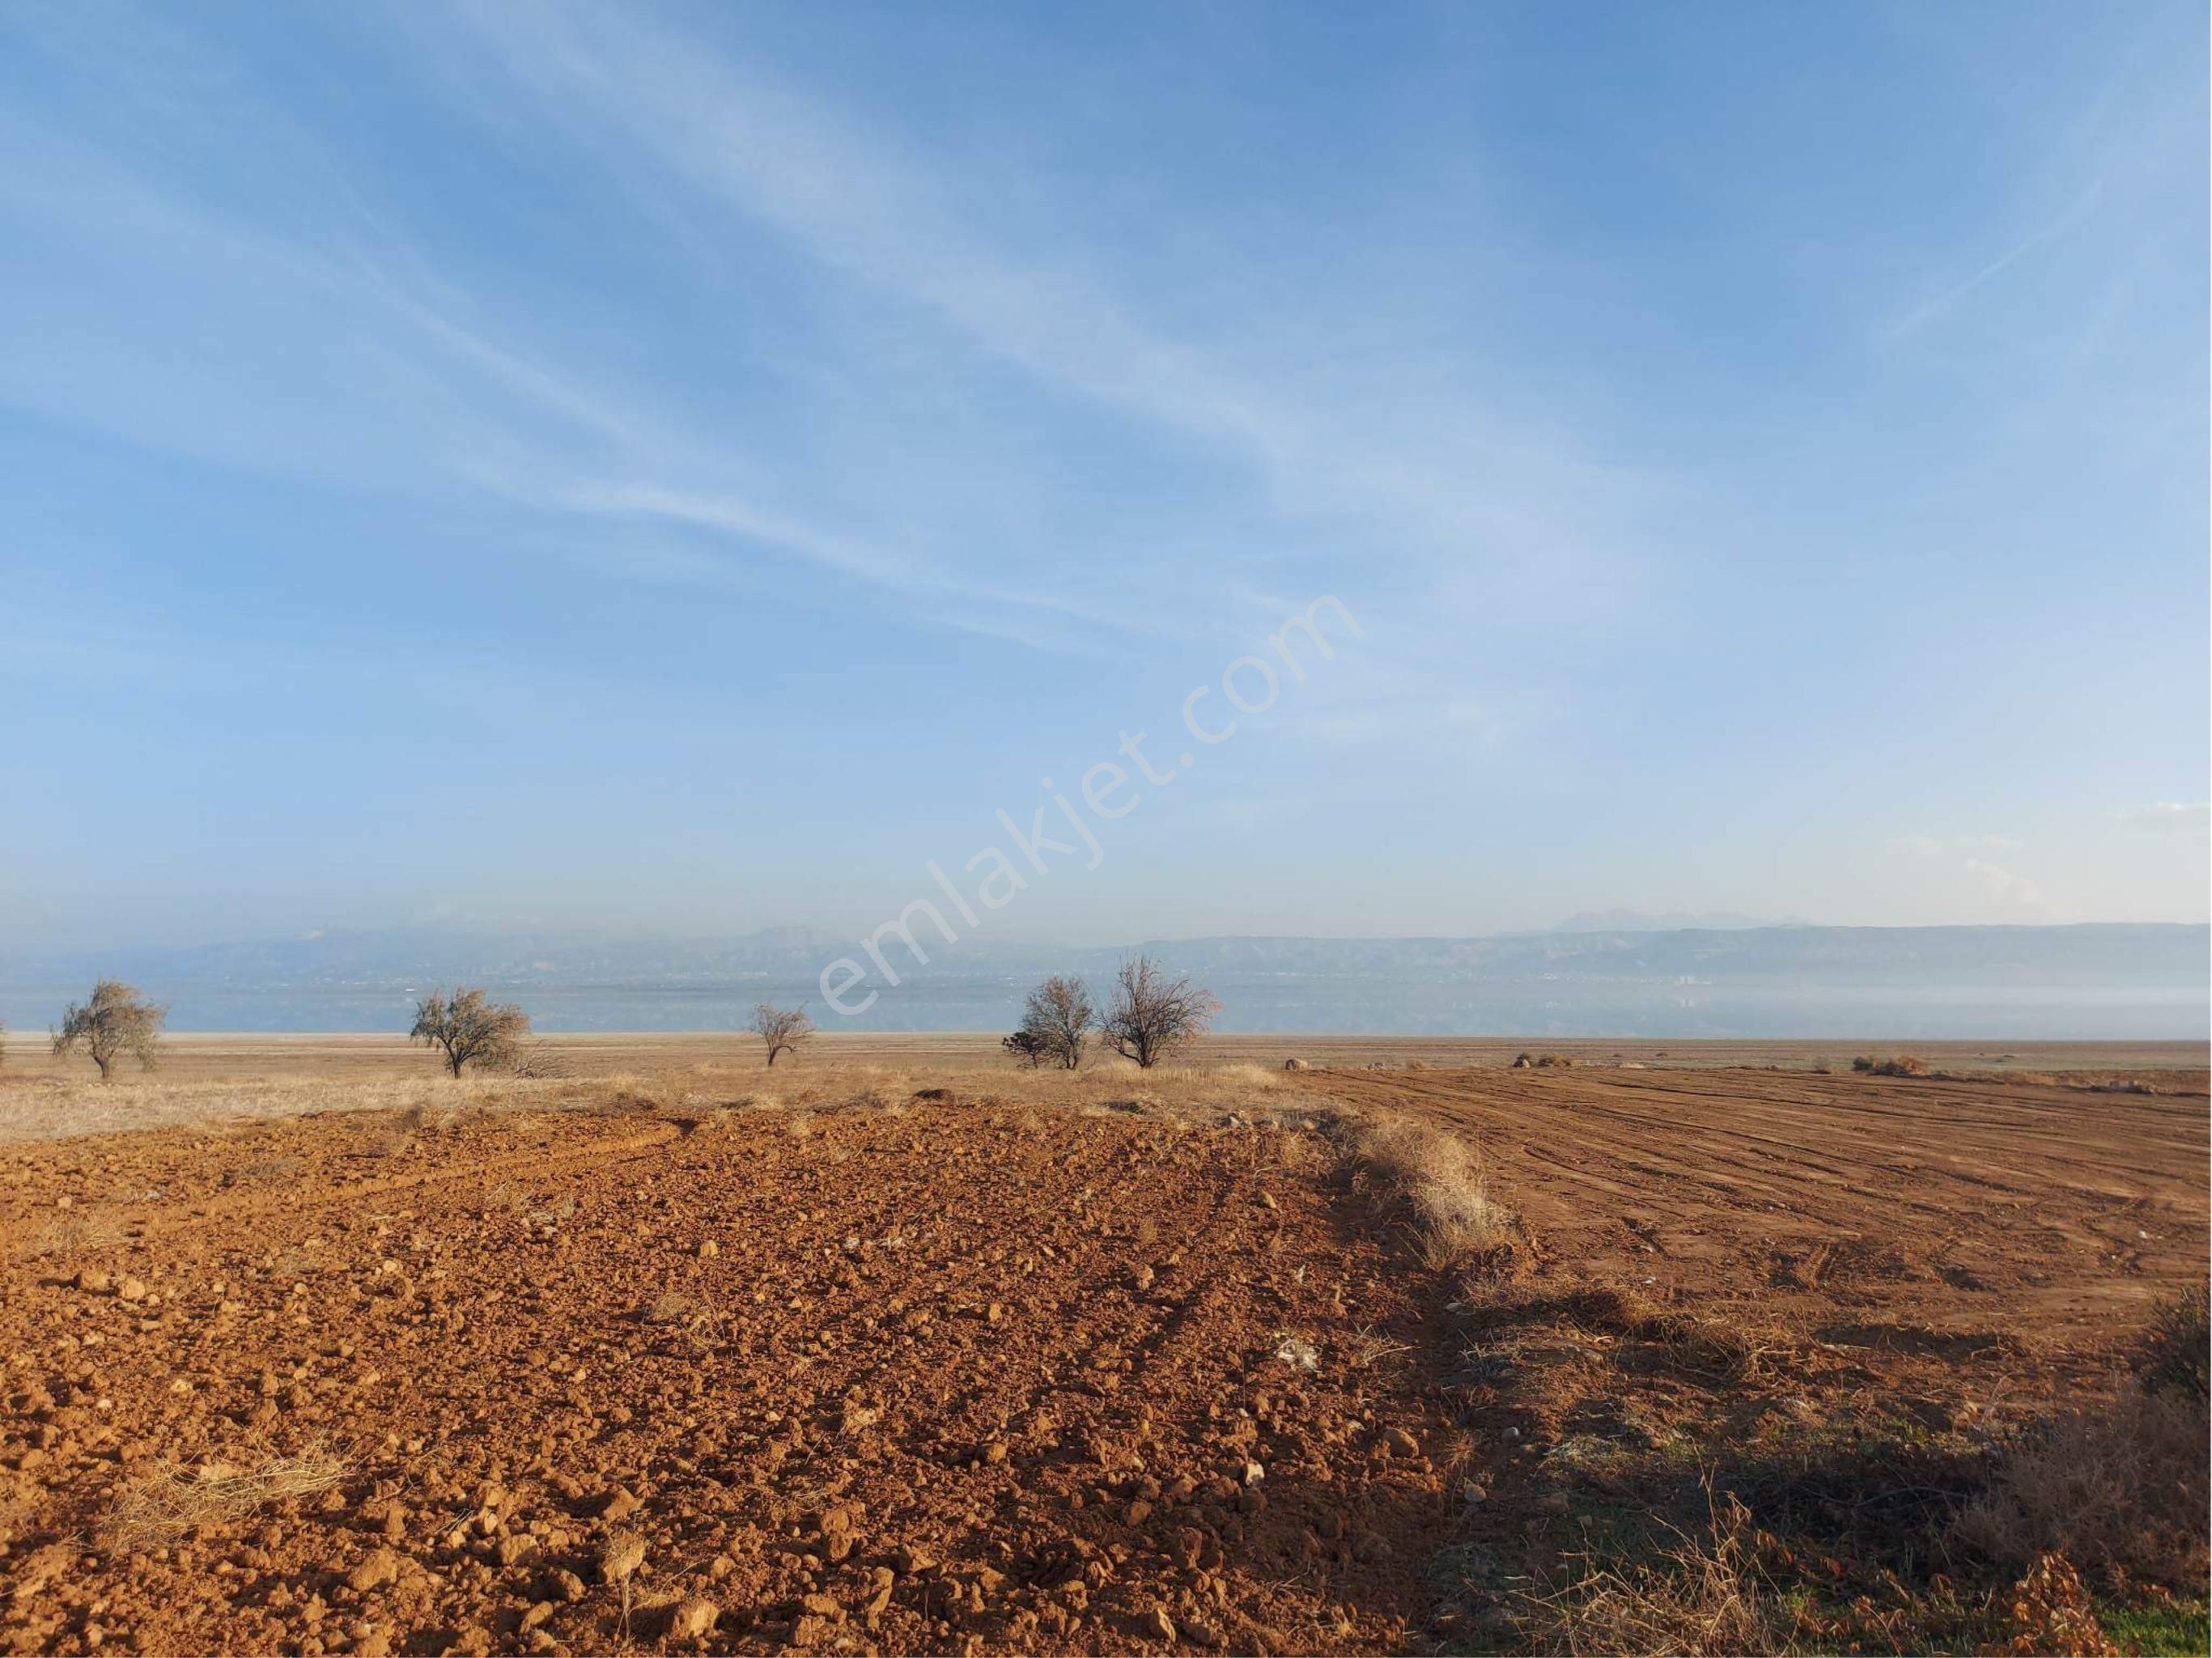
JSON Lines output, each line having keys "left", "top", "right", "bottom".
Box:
{"left": 1887, "top": 180, "right": 2104, "bottom": 339}
{"left": 2116, "top": 801, "right": 2211, "bottom": 833}
{"left": 0, "top": 101, "right": 1148, "bottom": 654}
{"left": 432, "top": 1, "right": 1652, "bottom": 589}
{"left": 1886, "top": 832, "right": 2026, "bottom": 858}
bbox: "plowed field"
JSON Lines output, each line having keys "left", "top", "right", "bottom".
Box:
{"left": 1, "top": 1054, "right": 2204, "bottom": 1656}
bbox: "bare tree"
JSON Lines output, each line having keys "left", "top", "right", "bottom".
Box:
{"left": 53, "top": 980, "right": 167, "bottom": 1080}
{"left": 410, "top": 987, "right": 531, "bottom": 1078}
{"left": 1008, "top": 974, "right": 1096, "bottom": 1070}
{"left": 1101, "top": 955, "right": 1219, "bottom": 1068}
{"left": 752, "top": 1003, "right": 814, "bottom": 1067}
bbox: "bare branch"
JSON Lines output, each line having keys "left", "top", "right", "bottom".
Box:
{"left": 751, "top": 1003, "right": 815, "bottom": 1068}
{"left": 1100, "top": 955, "right": 1218, "bottom": 1068}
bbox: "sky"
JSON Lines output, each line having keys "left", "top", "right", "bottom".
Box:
{"left": 2, "top": 0, "right": 2206, "bottom": 956}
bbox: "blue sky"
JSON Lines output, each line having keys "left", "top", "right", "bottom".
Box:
{"left": 2, "top": 0, "right": 2205, "bottom": 953}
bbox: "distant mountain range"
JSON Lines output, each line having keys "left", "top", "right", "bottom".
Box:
{"left": 1, "top": 922, "right": 2203, "bottom": 1038}
{"left": 1549, "top": 908, "right": 1809, "bottom": 933}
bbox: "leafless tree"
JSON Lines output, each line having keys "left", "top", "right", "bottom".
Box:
{"left": 1008, "top": 974, "right": 1096, "bottom": 1070}
{"left": 1101, "top": 955, "right": 1219, "bottom": 1068}
{"left": 53, "top": 980, "right": 166, "bottom": 1080}
{"left": 752, "top": 1003, "right": 815, "bottom": 1067}
{"left": 410, "top": 987, "right": 531, "bottom": 1078}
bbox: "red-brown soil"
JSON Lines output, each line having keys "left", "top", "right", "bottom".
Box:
{"left": 1, "top": 1062, "right": 2205, "bottom": 1656}
{"left": 1, "top": 1096, "right": 1465, "bottom": 1657}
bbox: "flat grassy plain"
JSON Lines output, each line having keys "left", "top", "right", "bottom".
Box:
{"left": 0, "top": 1036, "right": 2203, "bottom": 1654}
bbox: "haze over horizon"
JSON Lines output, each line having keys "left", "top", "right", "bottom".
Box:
{"left": 4, "top": 2, "right": 2206, "bottom": 956}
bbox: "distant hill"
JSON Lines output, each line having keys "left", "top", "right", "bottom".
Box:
{"left": 1, "top": 922, "right": 2202, "bottom": 1038}
{"left": 1550, "top": 908, "right": 1806, "bottom": 933}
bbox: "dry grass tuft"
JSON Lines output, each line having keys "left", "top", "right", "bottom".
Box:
{"left": 1559, "top": 1285, "right": 1760, "bottom": 1381}
{"left": 1520, "top": 1491, "right": 1816, "bottom": 1656}
{"left": 105, "top": 1448, "right": 345, "bottom": 1550}
{"left": 18, "top": 1209, "right": 130, "bottom": 1259}
{"left": 1356, "top": 1116, "right": 1514, "bottom": 1270}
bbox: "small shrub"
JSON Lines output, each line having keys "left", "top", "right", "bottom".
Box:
{"left": 499, "top": 1042, "right": 575, "bottom": 1079}
{"left": 1853, "top": 1054, "right": 1929, "bottom": 1077}
{"left": 2134, "top": 1285, "right": 2209, "bottom": 1403}
{"left": 1955, "top": 1383, "right": 2209, "bottom": 1590}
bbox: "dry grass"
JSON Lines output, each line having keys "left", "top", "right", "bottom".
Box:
{"left": 1520, "top": 1491, "right": 1818, "bottom": 1656}
{"left": 1354, "top": 1115, "right": 1514, "bottom": 1270}
{"left": 104, "top": 1448, "right": 345, "bottom": 1551}
{"left": 1564, "top": 1285, "right": 1760, "bottom": 1382}
{"left": 18, "top": 1209, "right": 130, "bottom": 1259}
{"left": 1955, "top": 1377, "right": 2210, "bottom": 1589}
{"left": 0, "top": 1071, "right": 579, "bottom": 1146}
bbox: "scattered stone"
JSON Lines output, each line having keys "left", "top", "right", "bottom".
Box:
{"left": 74, "top": 1270, "right": 112, "bottom": 1295}
{"left": 1381, "top": 1426, "right": 1419, "bottom": 1457}
{"left": 667, "top": 1597, "right": 719, "bottom": 1639}
{"left": 116, "top": 1277, "right": 147, "bottom": 1303}
{"left": 551, "top": 1569, "right": 587, "bottom": 1603}
{"left": 600, "top": 1486, "right": 641, "bottom": 1523}
{"left": 345, "top": 1546, "right": 401, "bottom": 1593}
{"left": 697, "top": 1239, "right": 719, "bottom": 1258}
{"left": 1144, "top": 1607, "right": 1178, "bottom": 1643}
{"left": 1239, "top": 1461, "right": 1266, "bottom": 1487}
{"left": 520, "top": 1603, "right": 554, "bottom": 1631}
{"left": 864, "top": 1567, "right": 896, "bottom": 1617}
